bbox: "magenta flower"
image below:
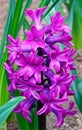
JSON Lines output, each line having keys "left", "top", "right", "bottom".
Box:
{"left": 7, "top": 35, "right": 21, "bottom": 64}
{"left": 53, "top": 101, "right": 77, "bottom": 127}
{"left": 14, "top": 97, "right": 36, "bottom": 122}
{"left": 50, "top": 73, "right": 76, "bottom": 95}
{"left": 37, "top": 88, "right": 68, "bottom": 115}
{"left": 45, "top": 32, "right": 73, "bottom": 47}
{"left": 25, "top": 7, "right": 46, "bottom": 30}
{"left": 51, "top": 12, "right": 65, "bottom": 33}
{"left": 51, "top": 12, "right": 71, "bottom": 33}
{"left": 23, "top": 26, "right": 46, "bottom": 51}
{"left": 4, "top": 7, "right": 77, "bottom": 127}
{"left": 44, "top": 12, "right": 71, "bottom": 34}
{"left": 49, "top": 46, "right": 69, "bottom": 72}
{"left": 16, "top": 77, "right": 43, "bottom": 100}
{"left": 4, "top": 63, "right": 17, "bottom": 93}
{"left": 66, "top": 48, "right": 76, "bottom": 71}
{"left": 15, "top": 52, "right": 46, "bottom": 80}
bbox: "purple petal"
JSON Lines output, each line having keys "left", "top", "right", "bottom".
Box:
{"left": 34, "top": 71, "right": 41, "bottom": 83}
{"left": 4, "top": 63, "right": 12, "bottom": 73}
{"left": 8, "top": 35, "right": 15, "bottom": 44}
{"left": 53, "top": 110, "right": 63, "bottom": 127}
{"left": 50, "top": 60, "right": 60, "bottom": 72}
{"left": 31, "top": 90, "right": 40, "bottom": 100}
{"left": 51, "top": 104, "right": 62, "bottom": 111}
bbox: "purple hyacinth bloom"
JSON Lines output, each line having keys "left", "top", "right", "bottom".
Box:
{"left": 51, "top": 12, "right": 71, "bottom": 33}
{"left": 66, "top": 48, "right": 76, "bottom": 71}
{"left": 37, "top": 88, "right": 68, "bottom": 115}
{"left": 16, "top": 77, "right": 43, "bottom": 100}
{"left": 15, "top": 52, "right": 46, "bottom": 80}
{"left": 50, "top": 73, "right": 76, "bottom": 96}
{"left": 49, "top": 46, "right": 69, "bottom": 72}
{"left": 24, "top": 26, "right": 46, "bottom": 51}
{"left": 4, "top": 7, "right": 77, "bottom": 127}
{"left": 14, "top": 96, "right": 36, "bottom": 122}
{"left": 53, "top": 101, "right": 77, "bottom": 127}
{"left": 4, "top": 62, "right": 17, "bottom": 93}
{"left": 51, "top": 12, "right": 65, "bottom": 33}
{"left": 58, "top": 48, "right": 76, "bottom": 73}
{"left": 44, "top": 12, "right": 71, "bottom": 34}
{"left": 45, "top": 32, "right": 73, "bottom": 47}
{"left": 25, "top": 6, "right": 46, "bottom": 30}
{"left": 7, "top": 35, "right": 22, "bottom": 64}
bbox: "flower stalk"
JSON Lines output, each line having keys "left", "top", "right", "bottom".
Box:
{"left": 38, "top": 101, "right": 46, "bottom": 130}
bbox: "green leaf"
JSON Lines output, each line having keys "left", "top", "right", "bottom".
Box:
{"left": 33, "top": 108, "right": 39, "bottom": 130}
{"left": 43, "top": 0, "right": 64, "bottom": 24}
{"left": 66, "top": 1, "right": 74, "bottom": 28}
{"left": 0, "top": 50, "right": 9, "bottom": 106}
{"left": 14, "top": 90, "right": 30, "bottom": 130}
{"left": 16, "top": 103, "right": 38, "bottom": 130}
{"left": 17, "top": 0, "right": 32, "bottom": 35}
{"left": 77, "top": 78, "right": 82, "bottom": 96}
{"left": 71, "top": 70, "right": 82, "bottom": 113}
{"left": 42, "top": 0, "right": 60, "bottom": 19}
{"left": 74, "top": 0, "right": 82, "bottom": 16}
{"left": 52, "top": 0, "right": 66, "bottom": 11}
{"left": 72, "top": 6, "right": 82, "bottom": 49}
{"left": 0, "top": 68, "right": 9, "bottom": 106}
{"left": 64, "top": 0, "right": 82, "bottom": 49}
{"left": 16, "top": 113, "right": 30, "bottom": 130}
{"left": 0, "top": 0, "right": 24, "bottom": 109}
{"left": 0, "top": 0, "right": 15, "bottom": 63}
{"left": 9, "top": 0, "right": 24, "bottom": 38}
{"left": 39, "top": 0, "right": 50, "bottom": 7}
{"left": 0, "top": 96, "right": 25, "bottom": 127}
{"left": 30, "top": 107, "right": 39, "bottom": 130}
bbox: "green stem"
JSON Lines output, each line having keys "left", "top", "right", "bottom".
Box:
{"left": 38, "top": 102, "right": 46, "bottom": 130}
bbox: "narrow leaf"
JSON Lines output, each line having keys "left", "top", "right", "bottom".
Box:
{"left": 77, "top": 78, "right": 82, "bottom": 96}
{"left": 0, "top": 50, "right": 9, "bottom": 106}
{"left": 71, "top": 70, "right": 82, "bottom": 113}
{"left": 39, "top": 0, "right": 50, "bottom": 7}
{"left": 16, "top": 113, "right": 30, "bottom": 130}
{"left": 74, "top": 0, "right": 82, "bottom": 15}
{"left": 0, "top": 0, "right": 15, "bottom": 62}
{"left": 42, "top": 0, "right": 60, "bottom": 19}
{"left": 9, "top": 0, "right": 24, "bottom": 38}
{"left": 30, "top": 107, "right": 39, "bottom": 130}
{"left": 72, "top": 7, "right": 82, "bottom": 49}
{"left": 67, "top": 1, "right": 74, "bottom": 28}
{"left": 0, "top": 96, "right": 25, "bottom": 127}
{"left": 17, "top": 0, "right": 32, "bottom": 34}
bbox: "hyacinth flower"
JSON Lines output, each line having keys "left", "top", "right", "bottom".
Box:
{"left": 45, "top": 32, "right": 73, "bottom": 47}
{"left": 7, "top": 35, "right": 22, "bottom": 64}
{"left": 53, "top": 101, "right": 77, "bottom": 127}
{"left": 24, "top": 26, "right": 46, "bottom": 51}
{"left": 4, "top": 7, "right": 77, "bottom": 127}
{"left": 50, "top": 12, "right": 71, "bottom": 33}
{"left": 25, "top": 6, "right": 46, "bottom": 30}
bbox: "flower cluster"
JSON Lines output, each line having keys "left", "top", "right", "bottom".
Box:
{"left": 4, "top": 7, "right": 77, "bottom": 127}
